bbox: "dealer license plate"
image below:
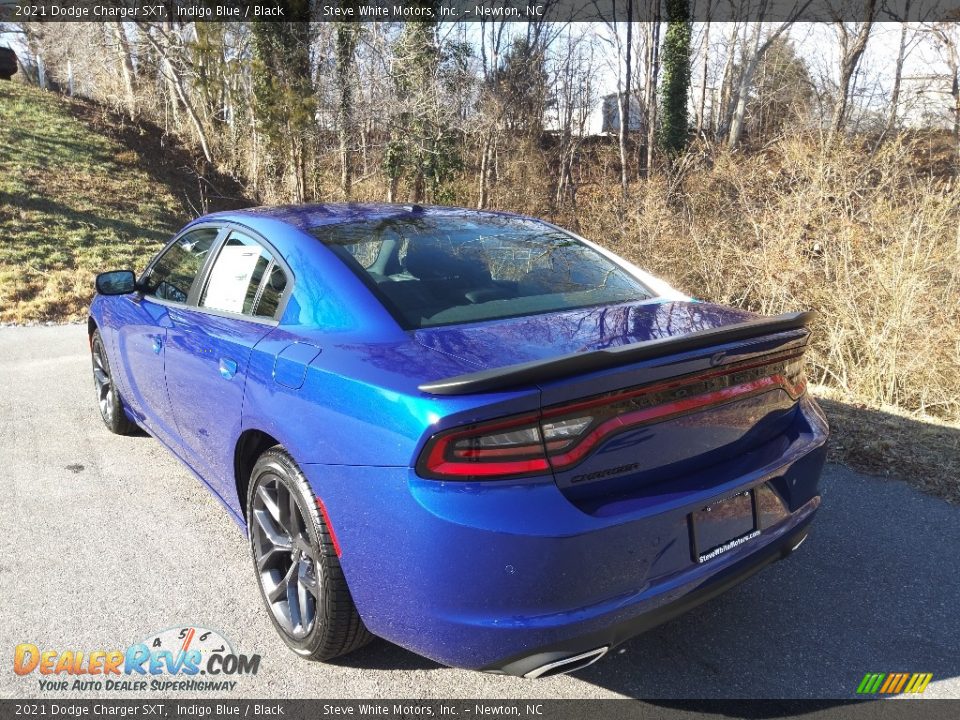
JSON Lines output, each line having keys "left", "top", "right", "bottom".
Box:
{"left": 690, "top": 489, "right": 760, "bottom": 564}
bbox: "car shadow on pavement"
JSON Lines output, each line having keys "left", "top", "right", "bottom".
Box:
{"left": 329, "top": 639, "right": 443, "bottom": 672}
{"left": 573, "top": 460, "right": 960, "bottom": 701}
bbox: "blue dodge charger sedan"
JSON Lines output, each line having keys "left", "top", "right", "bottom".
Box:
{"left": 89, "top": 204, "right": 828, "bottom": 678}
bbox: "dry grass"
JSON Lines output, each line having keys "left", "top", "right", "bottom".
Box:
{"left": 561, "top": 136, "right": 960, "bottom": 425}
{"left": 548, "top": 137, "right": 960, "bottom": 502}
{"left": 814, "top": 387, "right": 960, "bottom": 504}
{"left": 4, "top": 82, "right": 957, "bottom": 500}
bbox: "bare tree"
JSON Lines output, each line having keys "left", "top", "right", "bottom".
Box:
{"left": 140, "top": 23, "right": 213, "bottom": 163}
{"left": 830, "top": 0, "right": 879, "bottom": 140}
{"left": 552, "top": 27, "right": 598, "bottom": 207}
{"left": 930, "top": 23, "right": 960, "bottom": 163}
{"left": 642, "top": 13, "right": 661, "bottom": 173}
{"left": 594, "top": 0, "right": 635, "bottom": 195}
{"left": 716, "top": 20, "right": 740, "bottom": 137}
{"left": 693, "top": 13, "right": 715, "bottom": 136}
{"left": 883, "top": 7, "right": 922, "bottom": 132}
{"left": 475, "top": 18, "right": 509, "bottom": 208}
{"left": 109, "top": 22, "right": 137, "bottom": 120}
{"left": 724, "top": 2, "right": 812, "bottom": 149}
{"left": 619, "top": 7, "right": 633, "bottom": 197}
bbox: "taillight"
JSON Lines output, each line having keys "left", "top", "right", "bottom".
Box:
{"left": 417, "top": 351, "right": 807, "bottom": 481}
{"left": 417, "top": 409, "right": 604, "bottom": 480}
{"left": 418, "top": 413, "right": 550, "bottom": 479}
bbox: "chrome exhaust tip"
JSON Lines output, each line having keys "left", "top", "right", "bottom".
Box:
{"left": 523, "top": 646, "right": 609, "bottom": 679}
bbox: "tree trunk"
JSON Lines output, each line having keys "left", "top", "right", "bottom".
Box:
{"left": 831, "top": 6, "right": 878, "bottom": 141}
{"left": 727, "top": 26, "right": 763, "bottom": 149}
{"left": 142, "top": 26, "right": 213, "bottom": 164}
{"left": 111, "top": 22, "right": 137, "bottom": 120}
{"left": 717, "top": 22, "right": 739, "bottom": 137}
{"left": 725, "top": 15, "right": 806, "bottom": 149}
{"left": 361, "top": 123, "right": 369, "bottom": 177}
{"left": 952, "top": 70, "right": 960, "bottom": 167}
{"left": 335, "top": 23, "right": 359, "bottom": 200}
{"left": 288, "top": 138, "right": 302, "bottom": 203}
{"left": 659, "top": 1, "right": 692, "bottom": 157}
{"left": 387, "top": 174, "right": 399, "bottom": 203}
{"left": 645, "top": 15, "right": 661, "bottom": 176}
{"left": 411, "top": 171, "right": 425, "bottom": 204}
{"left": 477, "top": 134, "right": 492, "bottom": 209}
{"left": 619, "top": 0, "right": 633, "bottom": 198}
{"left": 697, "top": 20, "right": 710, "bottom": 135}
{"left": 886, "top": 19, "right": 910, "bottom": 133}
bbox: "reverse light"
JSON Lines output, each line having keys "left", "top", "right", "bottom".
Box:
{"left": 541, "top": 416, "right": 594, "bottom": 453}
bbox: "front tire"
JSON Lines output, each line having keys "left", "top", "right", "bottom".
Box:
{"left": 247, "top": 447, "right": 372, "bottom": 661}
{"left": 91, "top": 329, "right": 134, "bottom": 435}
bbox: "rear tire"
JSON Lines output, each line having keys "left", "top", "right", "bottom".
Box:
{"left": 247, "top": 447, "right": 372, "bottom": 661}
{"left": 91, "top": 329, "right": 135, "bottom": 435}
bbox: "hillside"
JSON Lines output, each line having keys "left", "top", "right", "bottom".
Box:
{"left": 0, "top": 81, "right": 249, "bottom": 323}
{"left": 1, "top": 80, "right": 958, "bottom": 504}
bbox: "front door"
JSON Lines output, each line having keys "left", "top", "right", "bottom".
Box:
{"left": 113, "top": 226, "right": 221, "bottom": 447}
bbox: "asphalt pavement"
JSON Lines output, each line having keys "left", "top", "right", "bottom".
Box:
{"left": 1, "top": 324, "right": 957, "bottom": 700}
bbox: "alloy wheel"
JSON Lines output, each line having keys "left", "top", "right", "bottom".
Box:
{"left": 92, "top": 339, "right": 114, "bottom": 424}
{"left": 251, "top": 476, "right": 321, "bottom": 639}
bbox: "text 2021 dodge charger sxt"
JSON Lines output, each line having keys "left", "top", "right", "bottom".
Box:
{"left": 88, "top": 204, "right": 828, "bottom": 678}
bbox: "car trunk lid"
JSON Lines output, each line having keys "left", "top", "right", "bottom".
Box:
{"left": 415, "top": 300, "right": 813, "bottom": 509}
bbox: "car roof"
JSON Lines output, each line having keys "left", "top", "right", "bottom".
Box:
{"left": 200, "top": 202, "right": 526, "bottom": 233}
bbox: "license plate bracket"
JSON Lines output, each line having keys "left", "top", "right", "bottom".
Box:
{"left": 690, "top": 489, "right": 760, "bottom": 564}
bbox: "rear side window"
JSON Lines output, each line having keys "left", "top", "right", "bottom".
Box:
{"left": 200, "top": 231, "right": 287, "bottom": 319}
{"left": 254, "top": 263, "right": 288, "bottom": 318}
{"left": 141, "top": 228, "right": 220, "bottom": 303}
{"left": 311, "top": 215, "right": 651, "bottom": 329}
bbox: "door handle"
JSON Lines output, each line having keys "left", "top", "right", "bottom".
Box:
{"left": 151, "top": 336, "right": 163, "bottom": 354}
{"left": 219, "top": 358, "right": 238, "bottom": 380}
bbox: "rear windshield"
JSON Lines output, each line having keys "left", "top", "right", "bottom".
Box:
{"left": 310, "top": 215, "right": 653, "bottom": 330}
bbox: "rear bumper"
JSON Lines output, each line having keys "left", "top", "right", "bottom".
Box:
{"left": 301, "top": 395, "right": 828, "bottom": 673}
{"left": 483, "top": 516, "right": 815, "bottom": 677}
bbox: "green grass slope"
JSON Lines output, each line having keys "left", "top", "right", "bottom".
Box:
{"left": 0, "top": 81, "right": 248, "bottom": 323}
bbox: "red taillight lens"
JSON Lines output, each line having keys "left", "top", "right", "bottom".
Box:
{"left": 417, "top": 411, "right": 598, "bottom": 480}
{"left": 418, "top": 413, "right": 552, "bottom": 479}
{"left": 417, "top": 351, "right": 807, "bottom": 481}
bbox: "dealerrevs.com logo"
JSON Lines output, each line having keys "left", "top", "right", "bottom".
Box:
{"left": 13, "top": 626, "right": 261, "bottom": 693}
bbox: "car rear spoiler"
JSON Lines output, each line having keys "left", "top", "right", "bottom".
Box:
{"left": 418, "top": 310, "right": 817, "bottom": 396}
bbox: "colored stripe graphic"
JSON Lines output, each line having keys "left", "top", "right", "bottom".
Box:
{"left": 879, "top": 674, "right": 895, "bottom": 693}
{"left": 857, "top": 672, "right": 932, "bottom": 694}
{"left": 904, "top": 673, "right": 933, "bottom": 694}
{"left": 892, "top": 674, "right": 910, "bottom": 693}
{"left": 856, "top": 674, "right": 885, "bottom": 694}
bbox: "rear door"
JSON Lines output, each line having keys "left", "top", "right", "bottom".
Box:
{"left": 163, "top": 229, "right": 290, "bottom": 505}
{"left": 113, "top": 226, "right": 221, "bottom": 447}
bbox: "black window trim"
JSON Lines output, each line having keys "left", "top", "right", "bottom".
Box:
{"left": 137, "top": 223, "right": 226, "bottom": 308}
{"left": 137, "top": 221, "right": 295, "bottom": 326}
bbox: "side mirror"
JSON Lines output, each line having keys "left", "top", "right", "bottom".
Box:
{"left": 96, "top": 270, "right": 137, "bottom": 296}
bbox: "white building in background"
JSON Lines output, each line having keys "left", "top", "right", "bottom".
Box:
{"left": 898, "top": 75, "right": 957, "bottom": 130}
{"left": 599, "top": 93, "right": 645, "bottom": 134}
{"left": 544, "top": 92, "right": 645, "bottom": 137}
